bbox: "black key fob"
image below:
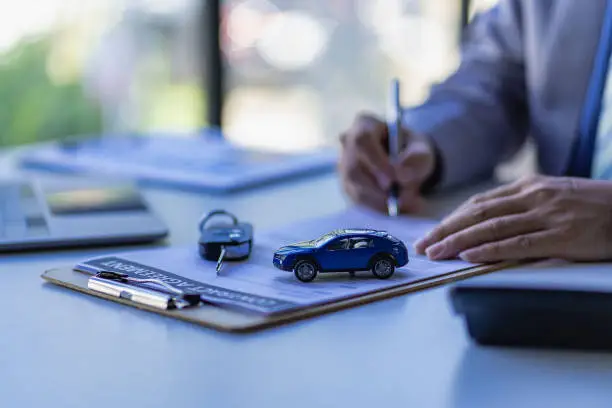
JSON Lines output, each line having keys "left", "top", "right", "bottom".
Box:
{"left": 198, "top": 210, "right": 253, "bottom": 262}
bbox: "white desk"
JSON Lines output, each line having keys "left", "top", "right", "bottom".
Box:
{"left": 2, "top": 151, "right": 612, "bottom": 408}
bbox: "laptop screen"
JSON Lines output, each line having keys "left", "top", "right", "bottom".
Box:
{"left": 46, "top": 186, "right": 147, "bottom": 215}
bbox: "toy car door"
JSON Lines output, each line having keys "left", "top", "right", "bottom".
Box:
{"left": 348, "top": 237, "right": 375, "bottom": 269}
{"left": 319, "top": 237, "right": 349, "bottom": 271}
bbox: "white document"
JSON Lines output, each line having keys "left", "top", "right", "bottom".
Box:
{"left": 76, "top": 207, "right": 477, "bottom": 314}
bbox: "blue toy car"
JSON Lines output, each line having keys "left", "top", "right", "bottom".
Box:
{"left": 273, "top": 229, "right": 409, "bottom": 282}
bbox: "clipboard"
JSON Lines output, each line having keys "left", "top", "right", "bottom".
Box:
{"left": 41, "top": 262, "right": 513, "bottom": 333}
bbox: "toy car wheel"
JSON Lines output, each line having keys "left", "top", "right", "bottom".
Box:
{"left": 371, "top": 256, "right": 395, "bottom": 279}
{"left": 294, "top": 260, "right": 318, "bottom": 282}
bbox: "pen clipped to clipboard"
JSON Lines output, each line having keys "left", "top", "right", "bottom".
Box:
{"left": 88, "top": 271, "right": 203, "bottom": 310}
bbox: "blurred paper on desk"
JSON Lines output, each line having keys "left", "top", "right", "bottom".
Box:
{"left": 75, "top": 207, "right": 477, "bottom": 315}
{"left": 18, "top": 130, "right": 337, "bottom": 193}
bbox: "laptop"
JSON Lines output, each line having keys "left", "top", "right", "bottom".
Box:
{"left": 0, "top": 178, "right": 168, "bottom": 252}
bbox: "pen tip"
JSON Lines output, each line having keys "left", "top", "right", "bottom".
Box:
{"left": 387, "top": 197, "right": 399, "bottom": 217}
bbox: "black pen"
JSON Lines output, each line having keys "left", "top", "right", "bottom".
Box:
{"left": 387, "top": 78, "right": 401, "bottom": 217}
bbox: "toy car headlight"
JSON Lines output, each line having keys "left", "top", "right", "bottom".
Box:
{"left": 275, "top": 253, "right": 287, "bottom": 261}
{"left": 392, "top": 247, "right": 399, "bottom": 254}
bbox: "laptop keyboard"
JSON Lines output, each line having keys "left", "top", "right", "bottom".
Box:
{"left": 0, "top": 182, "right": 49, "bottom": 240}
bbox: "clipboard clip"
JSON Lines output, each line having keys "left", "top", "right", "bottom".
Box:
{"left": 88, "top": 271, "right": 202, "bottom": 310}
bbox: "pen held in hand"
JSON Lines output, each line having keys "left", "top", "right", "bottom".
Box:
{"left": 387, "top": 78, "right": 402, "bottom": 217}
{"left": 387, "top": 182, "right": 399, "bottom": 217}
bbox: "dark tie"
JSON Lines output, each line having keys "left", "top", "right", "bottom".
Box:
{"left": 568, "top": 0, "right": 612, "bottom": 178}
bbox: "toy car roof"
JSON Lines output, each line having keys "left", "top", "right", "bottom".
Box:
{"left": 328, "top": 229, "right": 388, "bottom": 237}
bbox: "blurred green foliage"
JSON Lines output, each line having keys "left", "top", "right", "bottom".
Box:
{"left": 0, "top": 37, "right": 102, "bottom": 147}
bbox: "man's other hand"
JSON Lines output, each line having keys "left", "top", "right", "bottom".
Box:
{"left": 339, "top": 113, "right": 436, "bottom": 214}
{"left": 415, "top": 176, "right": 612, "bottom": 262}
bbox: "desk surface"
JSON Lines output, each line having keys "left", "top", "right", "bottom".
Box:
{"left": 2, "top": 151, "right": 612, "bottom": 408}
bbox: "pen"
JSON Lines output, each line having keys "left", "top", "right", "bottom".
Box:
{"left": 88, "top": 271, "right": 201, "bottom": 310}
{"left": 387, "top": 78, "right": 401, "bottom": 217}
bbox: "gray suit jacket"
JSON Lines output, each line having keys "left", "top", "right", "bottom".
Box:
{"left": 404, "top": 0, "right": 608, "bottom": 189}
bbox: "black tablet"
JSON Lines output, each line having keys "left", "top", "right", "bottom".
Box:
{"left": 450, "top": 261, "right": 612, "bottom": 351}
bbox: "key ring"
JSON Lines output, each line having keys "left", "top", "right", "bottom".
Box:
{"left": 198, "top": 210, "right": 239, "bottom": 233}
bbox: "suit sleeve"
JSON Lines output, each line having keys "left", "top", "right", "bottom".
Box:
{"left": 403, "top": 0, "right": 528, "bottom": 190}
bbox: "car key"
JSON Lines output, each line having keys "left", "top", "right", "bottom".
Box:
{"left": 216, "top": 247, "right": 227, "bottom": 274}
{"left": 198, "top": 210, "right": 253, "bottom": 275}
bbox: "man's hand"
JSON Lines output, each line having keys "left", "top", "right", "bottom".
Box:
{"left": 339, "top": 113, "right": 436, "bottom": 214}
{"left": 415, "top": 176, "right": 612, "bottom": 262}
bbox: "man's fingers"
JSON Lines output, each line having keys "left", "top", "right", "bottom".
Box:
{"left": 394, "top": 142, "right": 434, "bottom": 184}
{"left": 340, "top": 161, "right": 380, "bottom": 193}
{"left": 338, "top": 116, "right": 391, "bottom": 213}
{"left": 398, "top": 188, "right": 425, "bottom": 214}
{"left": 458, "top": 230, "right": 556, "bottom": 263}
{"left": 344, "top": 114, "right": 394, "bottom": 188}
{"left": 457, "top": 180, "right": 526, "bottom": 214}
{"left": 340, "top": 113, "right": 436, "bottom": 214}
{"left": 356, "top": 150, "right": 392, "bottom": 190}
{"left": 423, "top": 212, "right": 543, "bottom": 260}
{"left": 341, "top": 159, "right": 387, "bottom": 212}
{"left": 345, "top": 181, "right": 387, "bottom": 212}
{"left": 339, "top": 148, "right": 380, "bottom": 187}
{"left": 415, "top": 195, "right": 529, "bottom": 254}
{"left": 459, "top": 175, "right": 547, "bottom": 211}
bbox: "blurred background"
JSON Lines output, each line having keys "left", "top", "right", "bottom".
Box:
{"left": 0, "top": 0, "right": 497, "bottom": 151}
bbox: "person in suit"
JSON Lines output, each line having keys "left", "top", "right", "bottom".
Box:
{"left": 339, "top": 0, "right": 612, "bottom": 263}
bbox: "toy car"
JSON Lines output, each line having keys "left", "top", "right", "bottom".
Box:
{"left": 272, "top": 229, "right": 409, "bottom": 282}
